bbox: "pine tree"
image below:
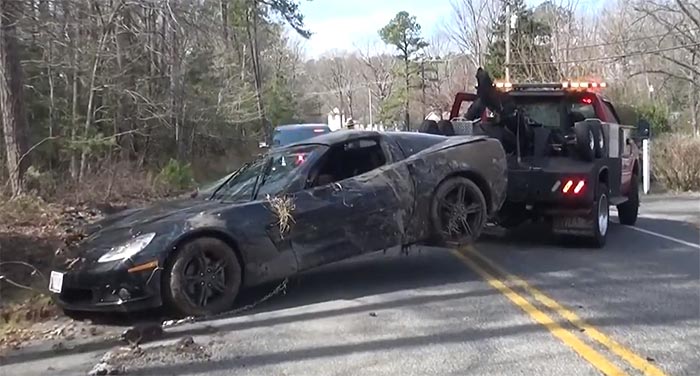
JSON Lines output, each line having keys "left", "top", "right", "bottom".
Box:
{"left": 484, "top": 0, "right": 558, "bottom": 81}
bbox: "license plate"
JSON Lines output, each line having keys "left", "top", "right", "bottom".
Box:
{"left": 561, "top": 217, "right": 588, "bottom": 228}
{"left": 49, "top": 271, "right": 64, "bottom": 293}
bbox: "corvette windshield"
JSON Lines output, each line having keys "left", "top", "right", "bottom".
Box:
{"left": 211, "top": 145, "right": 324, "bottom": 202}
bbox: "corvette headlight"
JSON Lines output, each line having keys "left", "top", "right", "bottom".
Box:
{"left": 98, "top": 233, "right": 157, "bottom": 263}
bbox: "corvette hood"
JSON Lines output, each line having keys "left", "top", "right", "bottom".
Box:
{"left": 89, "top": 199, "right": 223, "bottom": 233}
{"left": 73, "top": 199, "right": 226, "bottom": 261}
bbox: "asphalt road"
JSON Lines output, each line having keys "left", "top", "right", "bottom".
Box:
{"left": 1, "top": 194, "right": 698, "bottom": 376}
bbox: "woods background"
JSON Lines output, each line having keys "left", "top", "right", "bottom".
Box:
{"left": 0, "top": 0, "right": 698, "bottom": 203}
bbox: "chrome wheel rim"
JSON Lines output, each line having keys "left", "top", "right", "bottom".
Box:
{"left": 598, "top": 194, "right": 609, "bottom": 236}
{"left": 438, "top": 184, "right": 483, "bottom": 242}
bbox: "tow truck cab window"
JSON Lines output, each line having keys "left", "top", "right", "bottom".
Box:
{"left": 510, "top": 94, "right": 597, "bottom": 129}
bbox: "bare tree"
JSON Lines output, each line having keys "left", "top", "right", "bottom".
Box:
{"left": 630, "top": 0, "right": 699, "bottom": 134}
{"left": 444, "top": 0, "right": 497, "bottom": 68}
{"left": 315, "top": 52, "right": 359, "bottom": 121}
{"left": 1, "top": 0, "right": 30, "bottom": 196}
{"left": 357, "top": 41, "right": 396, "bottom": 122}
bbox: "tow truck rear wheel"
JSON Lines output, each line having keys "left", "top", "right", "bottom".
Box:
{"left": 589, "top": 182, "right": 609, "bottom": 248}
{"left": 617, "top": 175, "right": 639, "bottom": 225}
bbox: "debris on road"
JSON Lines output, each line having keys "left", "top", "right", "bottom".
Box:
{"left": 120, "top": 324, "right": 164, "bottom": 346}
{"left": 89, "top": 346, "right": 143, "bottom": 375}
{"left": 175, "top": 336, "right": 211, "bottom": 360}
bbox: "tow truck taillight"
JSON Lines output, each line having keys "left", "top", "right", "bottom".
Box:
{"left": 562, "top": 179, "right": 586, "bottom": 195}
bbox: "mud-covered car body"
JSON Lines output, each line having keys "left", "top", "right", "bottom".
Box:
{"left": 50, "top": 130, "right": 506, "bottom": 314}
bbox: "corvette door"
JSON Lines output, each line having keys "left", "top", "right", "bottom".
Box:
{"left": 288, "top": 137, "right": 414, "bottom": 271}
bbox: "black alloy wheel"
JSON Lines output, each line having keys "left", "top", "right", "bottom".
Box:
{"left": 430, "top": 177, "right": 487, "bottom": 246}
{"left": 164, "top": 237, "right": 242, "bottom": 317}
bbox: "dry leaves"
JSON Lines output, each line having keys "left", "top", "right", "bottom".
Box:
{"left": 266, "top": 194, "right": 296, "bottom": 237}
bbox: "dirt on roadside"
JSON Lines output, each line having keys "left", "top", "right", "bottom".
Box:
{"left": 0, "top": 196, "right": 123, "bottom": 354}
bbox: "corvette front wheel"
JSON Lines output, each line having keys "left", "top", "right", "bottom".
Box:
{"left": 430, "top": 177, "right": 487, "bottom": 246}
{"left": 164, "top": 237, "right": 242, "bottom": 317}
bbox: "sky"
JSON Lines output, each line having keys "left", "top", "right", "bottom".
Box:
{"left": 288, "top": 0, "right": 609, "bottom": 59}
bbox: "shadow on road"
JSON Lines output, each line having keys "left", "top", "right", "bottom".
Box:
{"left": 3, "top": 216, "right": 697, "bottom": 368}
{"left": 128, "top": 311, "right": 698, "bottom": 376}
{"left": 0, "top": 248, "right": 482, "bottom": 366}
{"left": 482, "top": 216, "right": 699, "bottom": 249}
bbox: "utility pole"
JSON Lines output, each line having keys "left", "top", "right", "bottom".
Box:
{"left": 505, "top": 0, "right": 511, "bottom": 82}
{"left": 368, "top": 87, "right": 373, "bottom": 128}
{"left": 420, "top": 58, "right": 427, "bottom": 118}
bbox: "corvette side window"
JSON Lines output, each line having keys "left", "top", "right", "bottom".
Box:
{"left": 309, "top": 138, "right": 387, "bottom": 188}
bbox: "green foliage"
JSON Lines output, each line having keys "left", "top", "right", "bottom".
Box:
{"left": 636, "top": 103, "right": 671, "bottom": 136}
{"left": 265, "top": 70, "right": 298, "bottom": 127}
{"left": 379, "top": 12, "right": 429, "bottom": 60}
{"left": 379, "top": 11, "right": 428, "bottom": 129}
{"left": 484, "top": 0, "right": 558, "bottom": 81}
{"left": 614, "top": 102, "right": 670, "bottom": 137}
{"left": 378, "top": 89, "right": 405, "bottom": 124}
{"left": 157, "top": 159, "right": 195, "bottom": 191}
{"left": 262, "top": 0, "right": 311, "bottom": 38}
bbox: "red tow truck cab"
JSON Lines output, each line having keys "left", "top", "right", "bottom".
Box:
{"left": 448, "top": 80, "right": 641, "bottom": 247}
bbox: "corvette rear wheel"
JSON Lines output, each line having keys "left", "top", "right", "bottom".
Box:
{"left": 164, "top": 237, "right": 242, "bottom": 317}
{"left": 430, "top": 177, "right": 487, "bottom": 246}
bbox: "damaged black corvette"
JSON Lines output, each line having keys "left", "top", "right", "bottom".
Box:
{"left": 49, "top": 131, "right": 507, "bottom": 316}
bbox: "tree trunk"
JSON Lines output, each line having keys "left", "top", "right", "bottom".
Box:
{"left": 39, "top": 0, "right": 57, "bottom": 169}
{"left": 0, "top": 0, "right": 30, "bottom": 196}
{"left": 170, "top": 6, "right": 186, "bottom": 161}
{"left": 115, "top": 5, "right": 136, "bottom": 161}
{"left": 246, "top": 1, "right": 268, "bottom": 139}
{"left": 64, "top": 0, "right": 80, "bottom": 179}
{"left": 220, "top": 0, "right": 229, "bottom": 42}
{"left": 404, "top": 56, "right": 410, "bottom": 131}
{"left": 692, "top": 54, "right": 699, "bottom": 136}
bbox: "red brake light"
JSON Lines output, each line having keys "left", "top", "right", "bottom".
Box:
{"left": 295, "top": 154, "right": 306, "bottom": 165}
{"left": 562, "top": 179, "right": 585, "bottom": 195}
{"left": 582, "top": 97, "right": 593, "bottom": 104}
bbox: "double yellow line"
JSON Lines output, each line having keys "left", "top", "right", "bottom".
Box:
{"left": 453, "top": 246, "right": 667, "bottom": 376}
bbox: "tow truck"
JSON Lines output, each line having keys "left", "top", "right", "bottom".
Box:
{"left": 442, "top": 68, "right": 640, "bottom": 247}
